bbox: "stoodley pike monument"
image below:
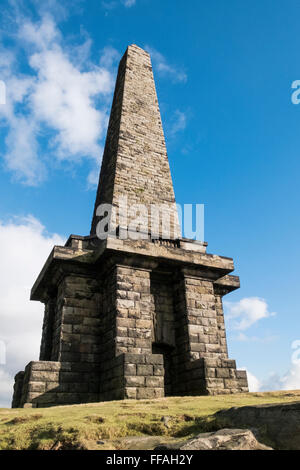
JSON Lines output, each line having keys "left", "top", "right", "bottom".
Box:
{"left": 12, "top": 45, "right": 248, "bottom": 408}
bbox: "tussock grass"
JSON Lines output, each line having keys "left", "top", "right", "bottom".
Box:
{"left": 0, "top": 390, "right": 299, "bottom": 450}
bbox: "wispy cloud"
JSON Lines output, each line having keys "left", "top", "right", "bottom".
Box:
{"left": 224, "top": 297, "right": 276, "bottom": 331}
{"left": 102, "top": 0, "right": 136, "bottom": 11}
{"left": 240, "top": 368, "right": 261, "bottom": 392}
{"left": 170, "top": 110, "right": 187, "bottom": 136}
{"left": 233, "top": 332, "right": 278, "bottom": 343}
{"left": 100, "top": 45, "right": 121, "bottom": 68}
{"left": 263, "top": 363, "right": 300, "bottom": 391}
{"left": 243, "top": 360, "right": 300, "bottom": 393}
{"left": 122, "top": 0, "right": 136, "bottom": 7}
{"left": 102, "top": 1, "right": 118, "bottom": 10}
{"left": 0, "top": 14, "right": 119, "bottom": 186}
{"left": 145, "top": 45, "right": 187, "bottom": 83}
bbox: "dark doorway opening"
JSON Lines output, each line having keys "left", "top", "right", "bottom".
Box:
{"left": 152, "top": 342, "right": 175, "bottom": 396}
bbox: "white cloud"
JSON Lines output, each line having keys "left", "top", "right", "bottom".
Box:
{"left": 241, "top": 341, "right": 300, "bottom": 393}
{"left": 102, "top": 1, "right": 117, "bottom": 10}
{"left": 170, "top": 110, "right": 187, "bottom": 136}
{"left": 233, "top": 332, "right": 278, "bottom": 343}
{"left": 280, "top": 362, "right": 300, "bottom": 390}
{"left": 100, "top": 46, "right": 121, "bottom": 69}
{"left": 0, "top": 215, "right": 65, "bottom": 407}
{"left": 0, "top": 370, "right": 14, "bottom": 408}
{"left": 29, "top": 47, "right": 111, "bottom": 160}
{"left": 260, "top": 362, "right": 300, "bottom": 392}
{"left": 145, "top": 45, "right": 187, "bottom": 83}
{"left": 87, "top": 164, "right": 101, "bottom": 188}
{"left": 18, "top": 13, "right": 61, "bottom": 50}
{"left": 243, "top": 364, "right": 300, "bottom": 393}
{"left": 122, "top": 0, "right": 136, "bottom": 6}
{"left": 0, "top": 15, "right": 116, "bottom": 186}
{"left": 4, "top": 117, "right": 45, "bottom": 186}
{"left": 224, "top": 297, "right": 276, "bottom": 331}
{"left": 102, "top": 0, "right": 136, "bottom": 10}
{"left": 240, "top": 368, "right": 261, "bottom": 392}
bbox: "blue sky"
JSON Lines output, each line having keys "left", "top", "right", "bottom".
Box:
{"left": 0, "top": 0, "right": 300, "bottom": 405}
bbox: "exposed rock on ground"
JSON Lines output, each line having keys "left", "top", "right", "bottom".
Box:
{"left": 215, "top": 401, "right": 300, "bottom": 450}
{"left": 155, "top": 428, "right": 272, "bottom": 450}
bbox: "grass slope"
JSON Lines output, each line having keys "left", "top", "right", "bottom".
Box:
{"left": 0, "top": 390, "right": 299, "bottom": 450}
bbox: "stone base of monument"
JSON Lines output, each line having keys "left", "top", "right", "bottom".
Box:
{"left": 12, "top": 361, "right": 99, "bottom": 408}
{"left": 178, "top": 358, "right": 248, "bottom": 396}
{"left": 12, "top": 355, "right": 247, "bottom": 408}
{"left": 12, "top": 355, "right": 165, "bottom": 408}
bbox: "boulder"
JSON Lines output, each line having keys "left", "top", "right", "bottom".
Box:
{"left": 155, "top": 428, "right": 272, "bottom": 450}
{"left": 215, "top": 401, "right": 300, "bottom": 450}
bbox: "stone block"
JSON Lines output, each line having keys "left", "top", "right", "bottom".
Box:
{"left": 222, "top": 359, "right": 236, "bottom": 369}
{"left": 124, "top": 376, "right": 145, "bottom": 387}
{"left": 224, "top": 379, "right": 238, "bottom": 389}
{"left": 137, "top": 364, "right": 153, "bottom": 376}
{"left": 116, "top": 299, "right": 135, "bottom": 309}
{"left": 190, "top": 343, "right": 206, "bottom": 352}
{"left": 124, "top": 387, "right": 137, "bottom": 399}
{"left": 34, "top": 392, "right": 57, "bottom": 404}
{"left": 216, "top": 368, "right": 230, "bottom": 378}
{"left": 136, "top": 388, "right": 160, "bottom": 399}
{"left": 31, "top": 371, "right": 59, "bottom": 382}
{"left": 30, "top": 361, "right": 61, "bottom": 371}
{"left": 27, "top": 382, "right": 46, "bottom": 393}
{"left": 145, "top": 376, "right": 164, "bottom": 387}
{"left": 204, "top": 367, "right": 215, "bottom": 378}
{"left": 236, "top": 370, "right": 247, "bottom": 379}
{"left": 238, "top": 379, "right": 249, "bottom": 388}
{"left": 145, "top": 354, "right": 163, "bottom": 365}
{"left": 124, "top": 364, "right": 136, "bottom": 375}
{"left": 153, "top": 364, "right": 164, "bottom": 376}
{"left": 206, "top": 378, "right": 225, "bottom": 389}
{"left": 124, "top": 353, "right": 146, "bottom": 364}
{"left": 117, "top": 318, "right": 136, "bottom": 328}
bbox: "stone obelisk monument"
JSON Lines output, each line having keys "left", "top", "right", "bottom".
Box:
{"left": 12, "top": 45, "right": 248, "bottom": 408}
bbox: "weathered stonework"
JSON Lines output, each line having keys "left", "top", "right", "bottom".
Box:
{"left": 12, "top": 44, "right": 248, "bottom": 408}
{"left": 90, "top": 44, "right": 180, "bottom": 239}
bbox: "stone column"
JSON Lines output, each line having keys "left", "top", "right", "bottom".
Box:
{"left": 172, "top": 270, "right": 219, "bottom": 395}
{"left": 100, "top": 353, "right": 164, "bottom": 401}
{"left": 115, "top": 265, "right": 152, "bottom": 356}
{"left": 39, "top": 298, "right": 55, "bottom": 361}
{"left": 56, "top": 275, "right": 101, "bottom": 364}
{"left": 100, "top": 263, "right": 166, "bottom": 400}
{"left": 182, "top": 271, "right": 222, "bottom": 360}
{"left": 213, "top": 285, "right": 230, "bottom": 358}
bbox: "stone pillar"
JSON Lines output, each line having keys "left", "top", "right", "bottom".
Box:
{"left": 99, "top": 264, "right": 166, "bottom": 400}
{"left": 213, "top": 285, "right": 229, "bottom": 358}
{"left": 115, "top": 265, "right": 152, "bottom": 356}
{"left": 182, "top": 272, "right": 221, "bottom": 360}
{"left": 100, "top": 353, "right": 164, "bottom": 401}
{"left": 55, "top": 275, "right": 100, "bottom": 364}
{"left": 39, "top": 298, "right": 55, "bottom": 361}
{"left": 172, "top": 270, "right": 248, "bottom": 395}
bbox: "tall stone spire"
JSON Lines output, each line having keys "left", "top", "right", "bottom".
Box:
{"left": 11, "top": 44, "right": 248, "bottom": 409}
{"left": 90, "top": 44, "right": 180, "bottom": 238}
